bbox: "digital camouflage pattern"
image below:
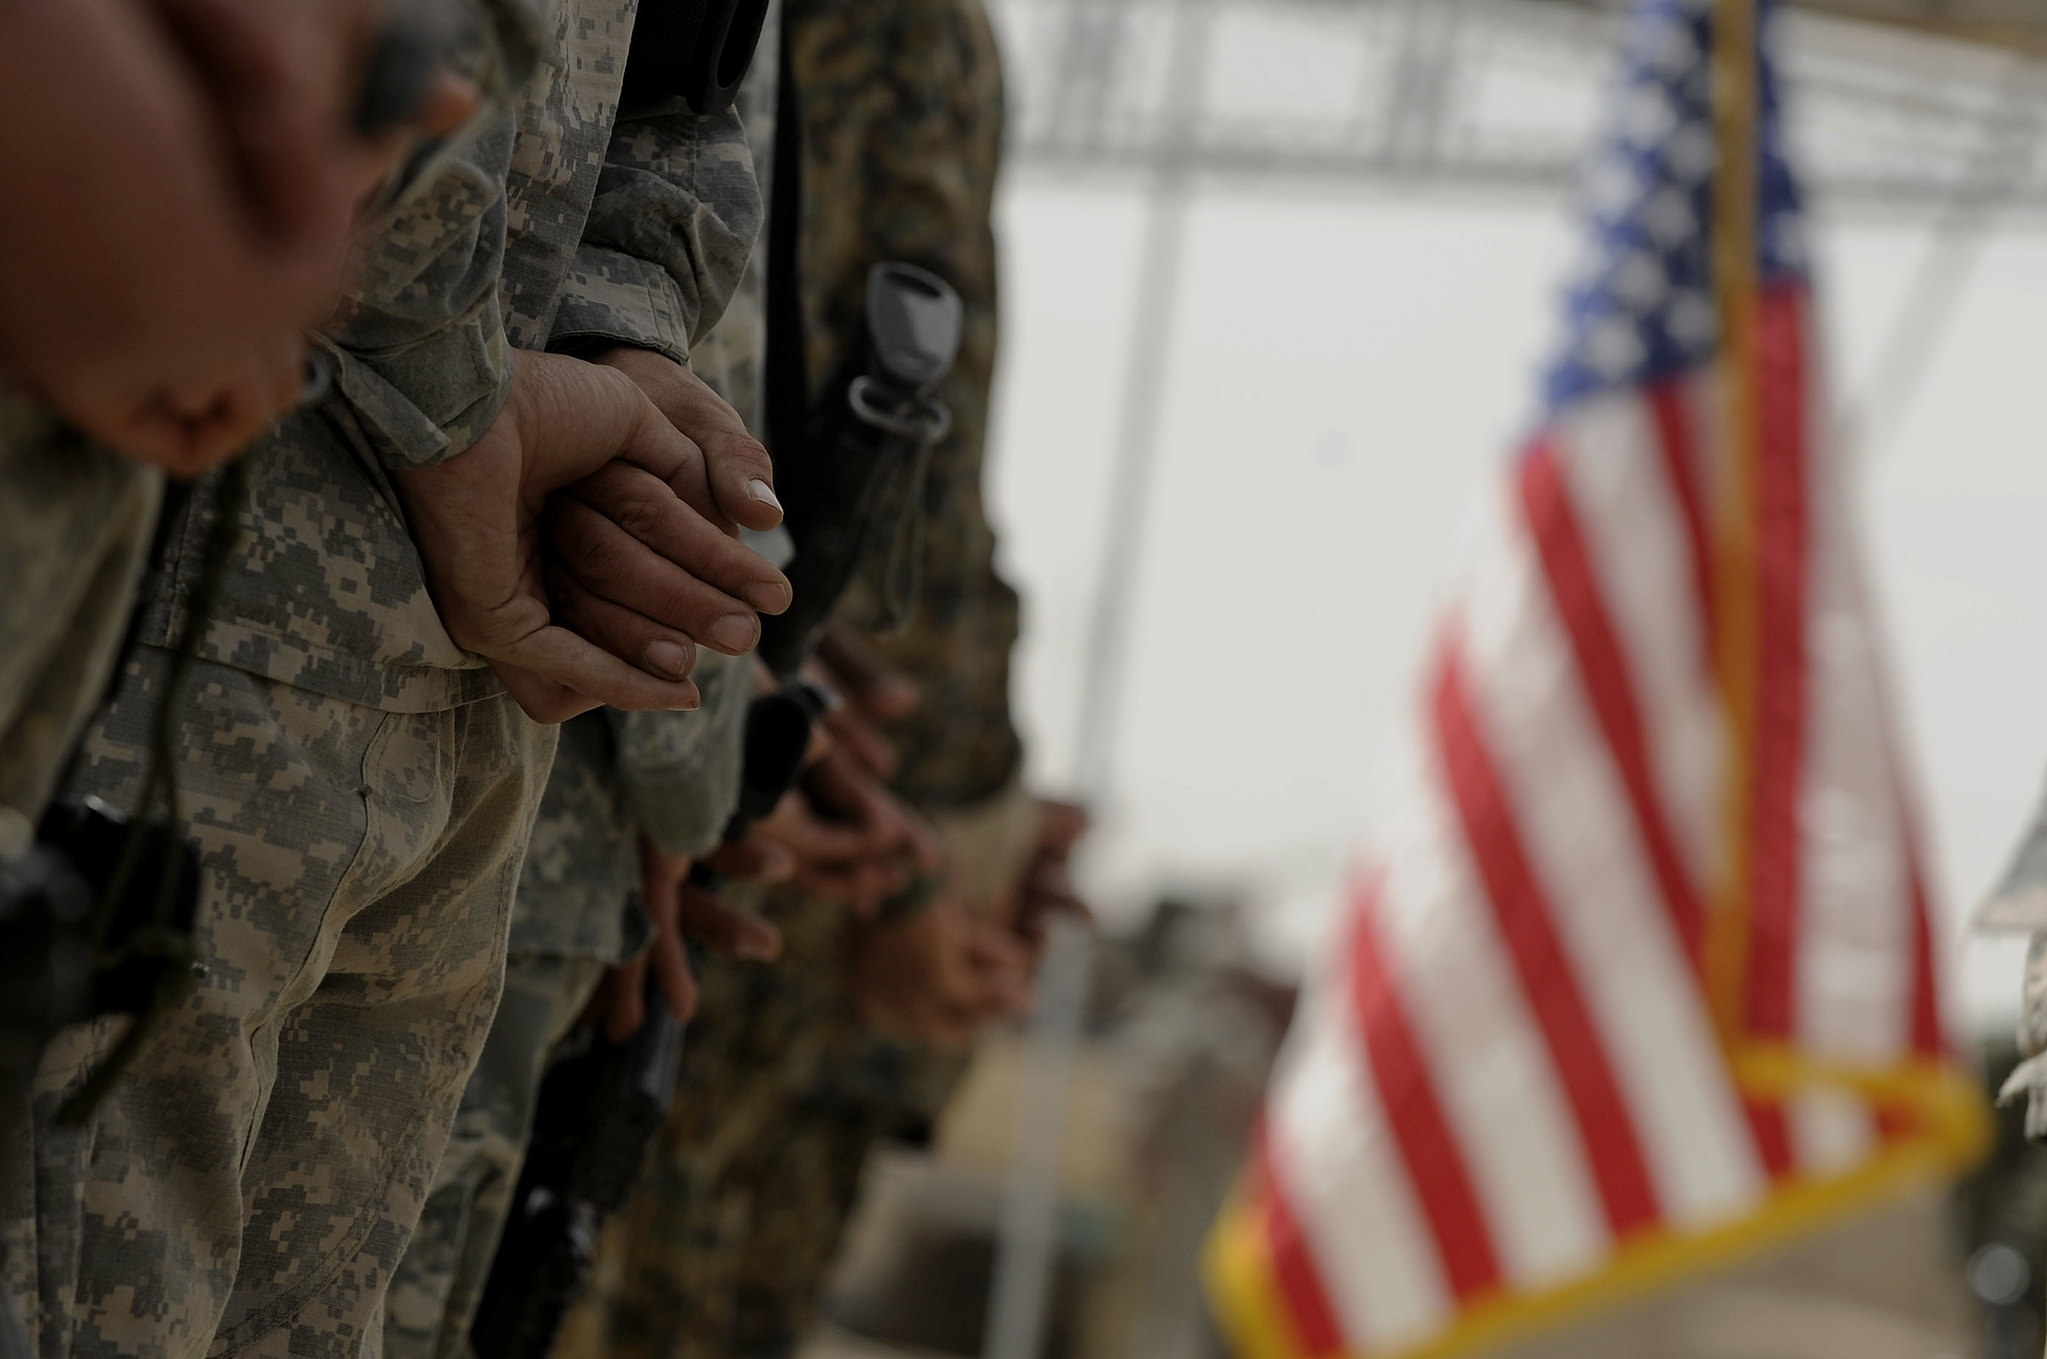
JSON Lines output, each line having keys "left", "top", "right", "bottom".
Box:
{"left": 0, "top": 0, "right": 769, "bottom": 1350}
{"left": 382, "top": 0, "right": 771, "bottom": 1353}
{"left": 0, "top": 388, "right": 160, "bottom": 829}
{"left": 544, "top": 51, "right": 784, "bottom": 1359}
{"left": 382, "top": 951, "right": 610, "bottom": 1359}
{"left": 565, "top": 5, "right": 1022, "bottom": 1355}
{"left": 5, "top": 647, "right": 553, "bottom": 1359}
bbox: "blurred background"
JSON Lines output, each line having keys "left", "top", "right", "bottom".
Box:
{"left": 797, "top": 3, "right": 2047, "bottom": 1357}
{"left": 984, "top": 0, "right": 2047, "bottom": 1026}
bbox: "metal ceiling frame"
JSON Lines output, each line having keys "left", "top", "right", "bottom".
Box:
{"left": 991, "top": 0, "right": 2047, "bottom": 210}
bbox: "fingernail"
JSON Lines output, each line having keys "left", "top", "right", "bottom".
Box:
{"left": 747, "top": 478, "right": 782, "bottom": 513}
{"left": 644, "top": 640, "right": 692, "bottom": 677}
{"left": 743, "top": 578, "right": 791, "bottom": 613}
{"left": 710, "top": 613, "right": 757, "bottom": 653}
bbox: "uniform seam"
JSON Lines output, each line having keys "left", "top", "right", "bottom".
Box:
{"left": 212, "top": 710, "right": 409, "bottom": 1354}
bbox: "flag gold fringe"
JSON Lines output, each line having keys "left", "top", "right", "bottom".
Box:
{"left": 1206, "top": 8, "right": 1996, "bottom": 1357}
{"left": 1204, "top": 1060, "right": 1989, "bottom": 1359}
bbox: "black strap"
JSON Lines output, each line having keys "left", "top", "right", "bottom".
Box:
{"left": 762, "top": 20, "right": 807, "bottom": 472}
{"left": 618, "top": 0, "right": 772, "bottom": 117}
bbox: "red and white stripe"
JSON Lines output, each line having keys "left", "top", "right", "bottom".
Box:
{"left": 1252, "top": 286, "right": 1952, "bottom": 1353}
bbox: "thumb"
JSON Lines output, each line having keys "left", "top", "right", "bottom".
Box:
{"left": 706, "top": 423, "right": 782, "bottom": 533}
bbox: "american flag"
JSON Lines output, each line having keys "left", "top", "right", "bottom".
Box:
{"left": 1204, "top": 2, "right": 1987, "bottom": 1357}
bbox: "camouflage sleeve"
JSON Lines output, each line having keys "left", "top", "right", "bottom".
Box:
{"left": 317, "top": 0, "right": 544, "bottom": 471}
{"left": 820, "top": 0, "right": 1024, "bottom": 810}
{"left": 548, "top": 106, "right": 763, "bottom": 364}
{"left": 604, "top": 651, "right": 751, "bottom": 858}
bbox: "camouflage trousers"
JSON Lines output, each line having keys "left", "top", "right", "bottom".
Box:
{"left": 2, "top": 644, "right": 554, "bottom": 1359}
{"left": 382, "top": 950, "right": 610, "bottom": 1359}
{"left": 617, "top": 1078, "right": 884, "bottom": 1359}
{"left": 0, "top": 403, "right": 161, "bottom": 830}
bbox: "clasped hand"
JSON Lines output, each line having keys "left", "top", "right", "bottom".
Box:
{"left": 395, "top": 349, "right": 790, "bottom": 722}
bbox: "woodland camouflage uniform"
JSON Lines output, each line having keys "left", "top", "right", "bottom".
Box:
{"left": 2, "top": 0, "right": 754, "bottom": 1353}
{"left": 568, "top": 3, "right": 1024, "bottom": 1355}
{"left": 382, "top": 11, "right": 778, "bottom": 1352}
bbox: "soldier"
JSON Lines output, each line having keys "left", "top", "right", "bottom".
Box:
{"left": 0, "top": 0, "right": 475, "bottom": 845}
{"left": 4, "top": 3, "right": 792, "bottom": 1356}
{"left": 382, "top": 23, "right": 789, "bottom": 1354}
{"left": 0, "top": 13, "right": 476, "bottom": 1358}
{"left": 566, "top": 3, "right": 1075, "bottom": 1354}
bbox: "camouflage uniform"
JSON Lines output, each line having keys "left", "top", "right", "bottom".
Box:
{"left": 4, "top": 1, "right": 759, "bottom": 1355}
{"left": 380, "top": 11, "right": 777, "bottom": 1355}
{"left": 0, "top": 393, "right": 160, "bottom": 842}
{"left": 567, "top": 4, "right": 1024, "bottom": 1355}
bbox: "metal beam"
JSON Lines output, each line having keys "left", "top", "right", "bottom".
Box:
{"left": 994, "top": 0, "right": 2047, "bottom": 211}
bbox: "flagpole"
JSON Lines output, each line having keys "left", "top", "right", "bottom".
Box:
{"left": 982, "top": 5, "right": 1216, "bottom": 1358}
{"left": 1706, "top": 0, "right": 1762, "bottom": 1043}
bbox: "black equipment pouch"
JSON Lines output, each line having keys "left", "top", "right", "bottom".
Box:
{"left": 0, "top": 834, "right": 95, "bottom": 1142}
{"left": 755, "top": 262, "right": 964, "bottom": 679}
{"left": 619, "top": 0, "right": 774, "bottom": 117}
{"left": 471, "top": 974, "right": 688, "bottom": 1359}
{"left": 0, "top": 797, "right": 204, "bottom": 1139}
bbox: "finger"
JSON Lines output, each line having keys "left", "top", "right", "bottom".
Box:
{"left": 789, "top": 871, "right": 871, "bottom": 912}
{"left": 488, "top": 661, "right": 601, "bottom": 724}
{"left": 800, "top": 748, "right": 891, "bottom": 824}
{"left": 567, "top": 462, "right": 790, "bottom": 612}
{"left": 901, "top": 813, "right": 943, "bottom": 876}
{"left": 545, "top": 565, "right": 702, "bottom": 684}
{"left": 820, "top": 702, "right": 900, "bottom": 782}
{"left": 546, "top": 497, "right": 779, "bottom": 657}
{"left": 407, "top": 69, "right": 478, "bottom": 140}
{"left": 649, "top": 932, "right": 700, "bottom": 1022}
{"left": 1034, "top": 799, "right": 1092, "bottom": 854}
{"left": 1022, "top": 881, "right": 1091, "bottom": 925}
{"left": 148, "top": 0, "right": 339, "bottom": 240}
{"left": 489, "top": 626, "right": 704, "bottom": 714}
{"left": 603, "top": 957, "right": 648, "bottom": 1043}
{"left": 647, "top": 368, "right": 780, "bottom": 532}
{"left": 675, "top": 884, "right": 782, "bottom": 961}
{"left": 857, "top": 860, "right": 912, "bottom": 911}
{"left": 816, "top": 623, "right": 921, "bottom": 722}
{"left": 803, "top": 757, "right": 941, "bottom": 873}
{"left": 606, "top": 365, "right": 781, "bottom": 533}
{"left": 544, "top": 501, "right": 761, "bottom": 659}
{"left": 702, "top": 835, "right": 796, "bottom": 884}
{"left": 773, "top": 808, "right": 898, "bottom": 868}
{"left": 809, "top": 862, "right": 903, "bottom": 921}
{"left": 979, "top": 952, "right": 1036, "bottom": 1017}
{"left": 917, "top": 996, "right": 981, "bottom": 1050}
{"left": 637, "top": 840, "right": 693, "bottom": 908}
